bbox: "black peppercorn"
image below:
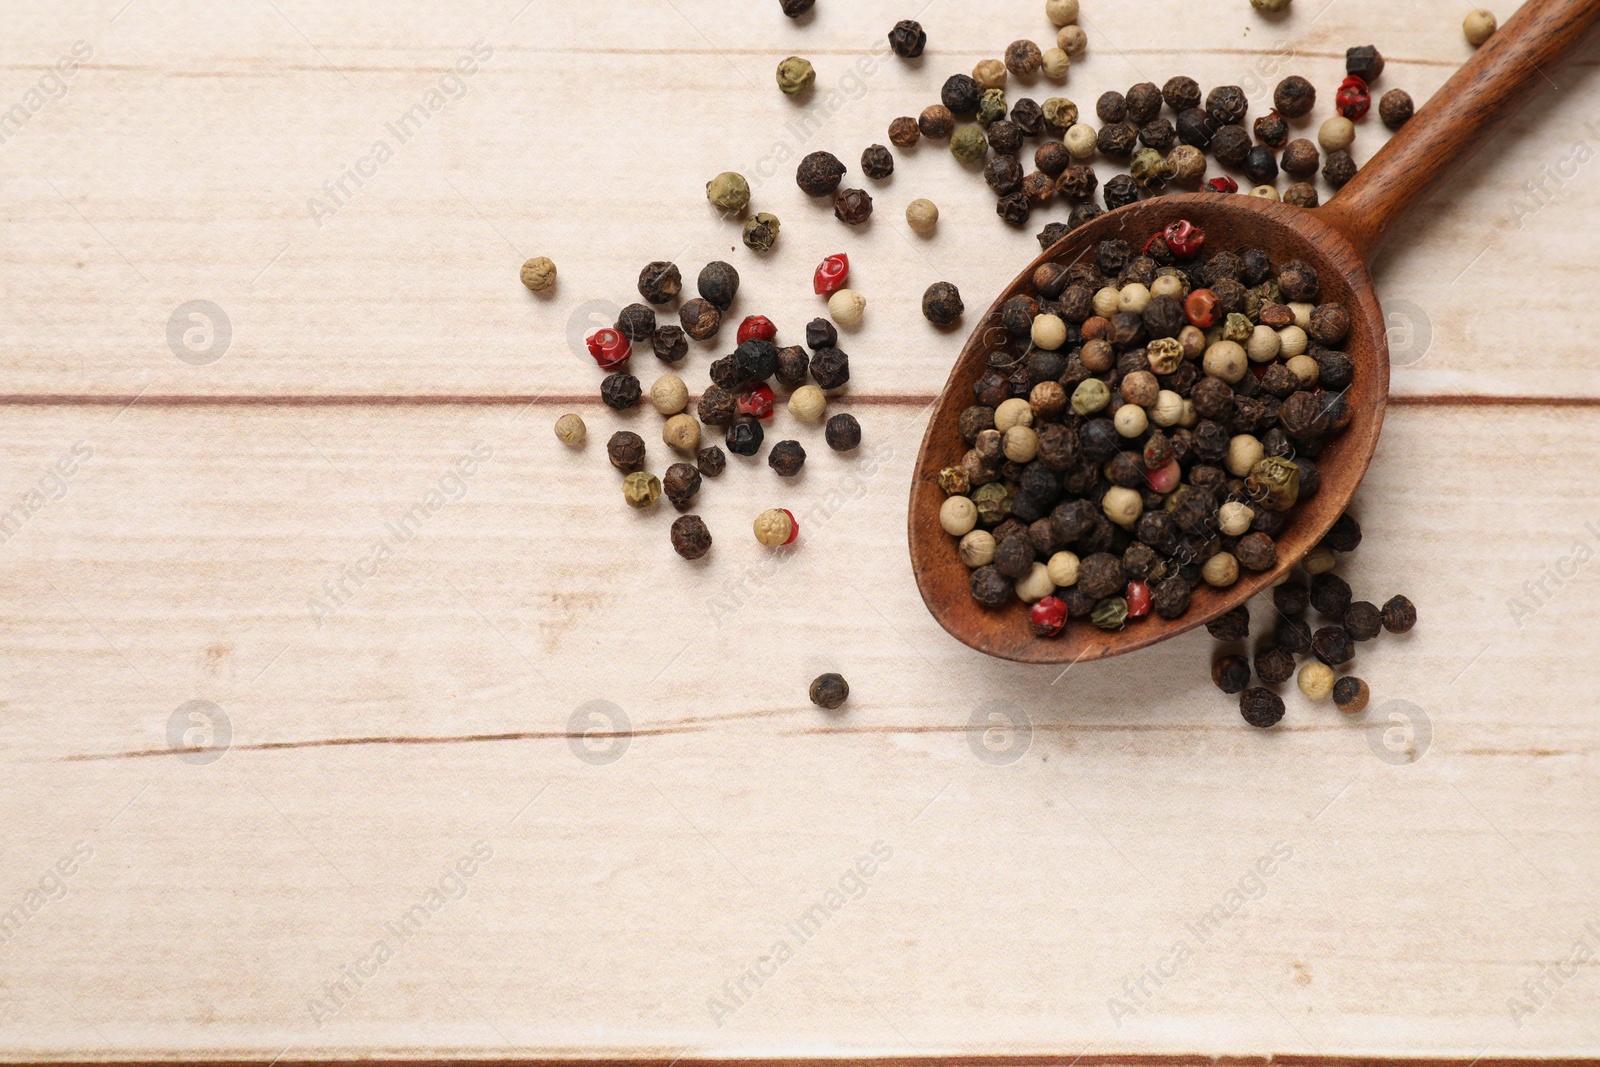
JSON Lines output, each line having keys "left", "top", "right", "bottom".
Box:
{"left": 1103, "top": 174, "right": 1139, "bottom": 210}
{"left": 670, "top": 514, "right": 712, "bottom": 560}
{"left": 888, "top": 19, "right": 926, "bottom": 58}
{"left": 1240, "top": 688, "right": 1285, "bottom": 728}
{"left": 638, "top": 262, "right": 682, "bottom": 306}
{"left": 1057, "top": 164, "right": 1098, "bottom": 201}
{"left": 607, "top": 430, "right": 646, "bottom": 473}
{"left": 990, "top": 535, "right": 1033, "bottom": 580}
{"left": 1139, "top": 118, "right": 1177, "bottom": 153}
{"left": 1323, "top": 149, "right": 1358, "bottom": 189}
{"left": 1380, "top": 88, "right": 1414, "bottom": 130}
{"left": 996, "top": 192, "right": 1032, "bottom": 226}
{"left": 697, "top": 385, "right": 736, "bottom": 426}
{"left": 919, "top": 105, "right": 955, "bottom": 139}
{"left": 923, "top": 282, "right": 964, "bottom": 326}
{"left": 696, "top": 445, "right": 726, "bottom": 476}
{"left": 708, "top": 355, "right": 743, "bottom": 391}
{"left": 697, "top": 261, "right": 740, "bottom": 310}
{"left": 1152, "top": 575, "right": 1192, "bottom": 618}
{"left": 1037, "top": 221, "right": 1070, "bottom": 251}
{"left": 810, "top": 347, "right": 850, "bottom": 389}
{"left": 1284, "top": 182, "right": 1320, "bottom": 207}
{"left": 653, "top": 325, "right": 688, "bottom": 363}
{"left": 1281, "top": 138, "right": 1320, "bottom": 178}
{"left": 1069, "top": 203, "right": 1104, "bottom": 229}
{"left": 834, "top": 187, "right": 873, "bottom": 225}
{"left": 1312, "top": 625, "right": 1354, "bottom": 666}
{"left": 1276, "top": 616, "right": 1313, "bottom": 656}
{"left": 1011, "top": 98, "right": 1045, "bottom": 136}
{"left": 1034, "top": 142, "right": 1071, "bottom": 178}
{"left": 774, "top": 345, "right": 809, "bottom": 389}
{"left": 1277, "top": 259, "right": 1319, "bottom": 302}
{"left": 1333, "top": 676, "right": 1370, "bottom": 714}
{"left": 780, "top": 0, "right": 814, "bottom": 14}
{"left": 601, "top": 372, "right": 641, "bottom": 410}
{"left": 726, "top": 415, "right": 763, "bottom": 457}
{"left": 984, "top": 153, "right": 1023, "bottom": 194}
{"left": 822, "top": 414, "right": 860, "bottom": 454}
{"left": 1243, "top": 145, "right": 1279, "bottom": 185}
{"left": 1255, "top": 646, "right": 1296, "bottom": 685}
{"left": 1124, "top": 81, "right": 1162, "bottom": 125}
{"left": 735, "top": 340, "right": 779, "bottom": 383}
{"left": 1344, "top": 601, "right": 1382, "bottom": 641}
{"left": 1206, "top": 604, "right": 1250, "bottom": 641}
{"left": 768, "top": 440, "right": 806, "bottom": 476}
{"left": 1346, "top": 45, "right": 1385, "bottom": 83}
{"left": 1176, "top": 107, "right": 1217, "bottom": 148}
{"left": 615, "top": 303, "right": 655, "bottom": 342}
{"left": 1322, "top": 513, "right": 1362, "bottom": 554}
{"left": 1006, "top": 39, "right": 1042, "bottom": 77}
{"left": 1315, "top": 350, "right": 1355, "bottom": 391}
{"left": 942, "top": 74, "right": 982, "bottom": 117}
{"left": 1162, "top": 75, "right": 1201, "bottom": 112}
{"left": 1097, "top": 122, "right": 1139, "bottom": 159}
{"left": 1096, "top": 91, "right": 1128, "bottom": 124}
{"left": 1213, "top": 655, "right": 1252, "bottom": 694}
{"left": 889, "top": 116, "right": 921, "bottom": 148}
{"left": 679, "top": 298, "right": 721, "bottom": 341}
{"left": 796, "top": 151, "right": 847, "bottom": 197}
{"left": 1274, "top": 75, "right": 1316, "bottom": 119}
{"left": 1236, "top": 532, "right": 1277, "bottom": 572}
{"left": 806, "top": 317, "right": 838, "bottom": 350}
{"left": 1206, "top": 85, "right": 1248, "bottom": 126}
{"left": 970, "top": 566, "right": 1012, "bottom": 608}
{"left": 860, "top": 144, "right": 894, "bottom": 181}
{"left": 663, "top": 462, "right": 702, "bottom": 509}
{"left": 1254, "top": 110, "right": 1289, "bottom": 148}
{"left": 987, "top": 119, "right": 1024, "bottom": 156}
{"left": 1074, "top": 553, "right": 1122, "bottom": 599}
{"left": 1381, "top": 595, "right": 1417, "bottom": 634}
{"left": 1209, "top": 124, "right": 1251, "bottom": 167}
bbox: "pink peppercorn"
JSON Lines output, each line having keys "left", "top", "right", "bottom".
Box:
{"left": 813, "top": 253, "right": 850, "bottom": 295}
{"left": 737, "top": 383, "right": 775, "bottom": 419}
{"left": 1030, "top": 596, "right": 1068, "bottom": 637}
{"left": 1145, "top": 459, "right": 1181, "bottom": 494}
{"left": 1126, "top": 580, "right": 1152, "bottom": 618}
{"left": 586, "top": 328, "right": 631, "bottom": 369}
{"left": 737, "top": 315, "right": 777, "bottom": 344}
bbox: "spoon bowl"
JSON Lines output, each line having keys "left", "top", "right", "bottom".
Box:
{"left": 907, "top": 0, "right": 1600, "bottom": 663}
{"left": 908, "top": 194, "right": 1386, "bottom": 663}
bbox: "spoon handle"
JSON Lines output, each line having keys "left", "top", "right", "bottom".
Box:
{"left": 1320, "top": 0, "right": 1600, "bottom": 260}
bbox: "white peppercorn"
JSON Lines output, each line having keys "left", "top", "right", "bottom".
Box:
{"left": 1102, "top": 486, "right": 1143, "bottom": 528}
{"left": 554, "top": 413, "right": 585, "bottom": 446}
{"left": 906, "top": 198, "right": 940, "bottom": 234}
{"left": 1016, "top": 562, "right": 1056, "bottom": 603}
{"left": 788, "top": 385, "right": 827, "bottom": 422}
{"left": 829, "top": 289, "right": 867, "bottom": 326}
{"left": 1278, "top": 324, "right": 1309, "bottom": 358}
{"left": 754, "top": 508, "right": 797, "bottom": 547}
{"left": 1319, "top": 116, "right": 1355, "bottom": 152}
{"left": 520, "top": 256, "right": 557, "bottom": 293}
{"left": 1065, "top": 123, "right": 1098, "bottom": 159}
{"left": 1118, "top": 283, "right": 1152, "bottom": 315}
{"left": 1298, "top": 661, "right": 1336, "bottom": 700}
{"left": 1114, "top": 405, "right": 1148, "bottom": 438}
{"left": 940, "top": 496, "right": 979, "bottom": 536}
{"left": 1047, "top": 550, "right": 1080, "bottom": 586}
{"left": 1218, "top": 501, "right": 1254, "bottom": 536}
{"left": 663, "top": 413, "right": 702, "bottom": 453}
{"left": 973, "top": 59, "right": 1008, "bottom": 91}
{"left": 1031, "top": 314, "right": 1068, "bottom": 351}
{"left": 1302, "top": 545, "right": 1337, "bottom": 575}
{"left": 1246, "top": 324, "right": 1281, "bottom": 364}
{"left": 1057, "top": 25, "right": 1087, "bottom": 55}
{"left": 1042, "top": 48, "right": 1070, "bottom": 78}
{"left": 1286, "top": 354, "right": 1319, "bottom": 387}
{"left": 1203, "top": 552, "right": 1240, "bottom": 587}
{"left": 960, "top": 529, "right": 997, "bottom": 567}
{"left": 651, "top": 374, "right": 689, "bottom": 415}
{"left": 994, "top": 397, "right": 1034, "bottom": 431}
{"left": 1003, "top": 426, "right": 1039, "bottom": 462}
{"left": 1092, "top": 287, "right": 1121, "bottom": 319}
{"left": 1250, "top": 184, "right": 1281, "bottom": 202}
{"left": 1226, "top": 434, "right": 1265, "bottom": 477}
{"left": 1288, "top": 302, "right": 1315, "bottom": 330}
{"left": 1046, "top": 0, "right": 1079, "bottom": 26}
{"left": 1203, "top": 340, "right": 1249, "bottom": 383}
{"left": 1151, "top": 390, "right": 1185, "bottom": 427}
{"left": 1464, "top": 8, "right": 1497, "bottom": 45}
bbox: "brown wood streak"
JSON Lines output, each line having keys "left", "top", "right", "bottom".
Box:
{"left": 1321, "top": 0, "right": 1600, "bottom": 259}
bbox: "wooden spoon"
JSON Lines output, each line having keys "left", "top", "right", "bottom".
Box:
{"left": 910, "top": 0, "right": 1600, "bottom": 664}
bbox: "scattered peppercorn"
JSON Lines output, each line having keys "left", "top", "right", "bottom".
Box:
{"left": 1311, "top": 572, "right": 1352, "bottom": 615}
{"left": 1323, "top": 149, "right": 1358, "bottom": 189}
{"left": 663, "top": 462, "right": 702, "bottom": 509}
{"left": 607, "top": 431, "right": 645, "bottom": 472}
{"left": 653, "top": 325, "right": 688, "bottom": 363}
{"left": 670, "top": 515, "right": 712, "bottom": 560}
{"left": 519, "top": 256, "right": 557, "bottom": 293}
{"left": 1284, "top": 182, "right": 1319, "bottom": 208}
{"left": 1311, "top": 624, "right": 1354, "bottom": 666}
{"left": 622, "top": 471, "right": 660, "bottom": 510}
{"left": 1333, "top": 676, "right": 1370, "bottom": 714}
{"left": 825, "top": 412, "right": 861, "bottom": 451}
{"left": 1465, "top": 9, "right": 1497, "bottom": 46}
{"left": 1255, "top": 646, "right": 1296, "bottom": 685}
{"left": 861, "top": 144, "right": 894, "bottom": 180}
{"left": 1007, "top": 39, "right": 1044, "bottom": 77}
{"left": 777, "top": 56, "right": 816, "bottom": 96}
{"left": 1381, "top": 595, "right": 1417, "bottom": 634}
{"left": 638, "top": 261, "right": 682, "bottom": 305}
{"left": 907, "top": 197, "right": 940, "bottom": 233}
{"left": 696, "top": 445, "right": 726, "bottom": 477}
{"left": 1346, "top": 45, "right": 1385, "bottom": 83}
{"left": 768, "top": 440, "right": 806, "bottom": 476}
{"left": 889, "top": 116, "right": 921, "bottom": 148}
{"left": 1335, "top": 75, "right": 1371, "bottom": 121}
{"left": 942, "top": 74, "right": 983, "bottom": 117}
{"left": 601, "top": 372, "right": 641, "bottom": 411}
{"left": 1240, "top": 687, "right": 1285, "bottom": 728}
{"left": 796, "top": 151, "right": 847, "bottom": 197}
{"left": 834, "top": 187, "right": 874, "bottom": 224}
{"left": 726, "top": 415, "right": 764, "bottom": 457}
{"left": 1344, "top": 601, "right": 1382, "bottom": 641}
{"left": 697, "top": 385, "right": 736, "bottom": 426}
{"left": 779, "top": 0, "right": 813, "bottom": 15}
{"left": 742, "top": 212, "right": 781, "bottom": 252}
{"left": 810, "top": 672, "right": 850, "bottom": 710}
{"left": 1254, "top": 110, "right": 1289, "bottom": 149}
{"left": 1274, "top": 75, "right": 1316, "bottom": 119}
{"left": 1379, "top": 89, "right": 1414, "bottom": 130}
{"left": 1206, "top": 604, "right": 1251, "bottom": 641}
{"left": 951, "top": 125, "right": 989, "bottom": 164}
{"left": 888, "top": 19, "right": 926, "bottom": 58}
{"left": 554, "top": 413, "right": 585, "bottom": 447}
{"left": 923, "top": 281, "right": 964, "bottom": 326}
{"left": 754, "top": 507, "right": 798, "bottom": 548}
{"left": 1244, "top": 145, "right": 1280, "bottom": 185}
{"left": 698, "top": 261, "right": 740, "bottom": 310}
{"left": 919, "top": 105, "right": 955, "bottom": 139}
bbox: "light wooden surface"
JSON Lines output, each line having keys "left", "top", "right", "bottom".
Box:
{"left": 2, "top": 0, "right": 1599, "bottom": 1061}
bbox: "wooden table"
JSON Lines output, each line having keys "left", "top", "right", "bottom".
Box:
{"left": 2, "top": 0, "right": 1597, "bottom": 1061}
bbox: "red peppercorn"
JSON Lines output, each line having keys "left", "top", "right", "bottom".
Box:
{"left": 1206, "top": 176, "right": 1239, "bottom": 194}
{"left": 1030, "top": 596, "right": 1068, "bottom": 637}
{"left": 1145, "top": 458, "right": 1181, "bottom": 494}
{"left": 586, "top": 328, "right": 631, "bottom": 369}
{"left": 1335, "top": 76, "right": 1371, "bottom": 121}
{"left": 737, "top": 315, "right": 777, "bottom": 344}
{"left": 813, "top": 253, "right": 850, "bottom": 296}
{"left": 779, "top": 508, "right": 799, "bottom": 545}
{"left": 737, "top": 383, "right": 775, "bottom": 419}
{"left": 1126, "top": 580, "right": 1152, "bottom": 619}
{"left": 1185, "top": 289, "right": 1219, "bottom": 328}
{"left": 1163, "top": 220, "right": 1205, "bottom": 258}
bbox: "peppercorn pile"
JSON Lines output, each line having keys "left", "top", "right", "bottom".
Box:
{"left": 562, "top": 255, "right": 867, "bottom": 561}
{"left": 936, "top": 220, "right": 1355, "bottom": 640}
{"left": 1207, "top": 511, "right": 1418, "bottom": 728}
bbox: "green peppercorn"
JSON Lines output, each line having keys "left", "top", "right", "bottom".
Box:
{"left": 706, "top": 172, "right": 750, "bottom": 214}
{"left": 1091, "top": 596, "right": 1129, "bottom": 630}
{"left": 951, "top": 125, "right": 989, "bottom": 164}
{"left": 622, "top": 471, "right": 660, "bottom": 509}
{"left": 1129, "top": 147, "right": 1171, "bottom": 190}
{"left": 977, "top": 88, "right": 1009, "bottom": 127}
{"left": 777, "top": 56, "right": 816, "bottom": 95}
{"left": 742, "top": 212, "right": 781, "bottom": 252}
{"left": 1247, "top": 456, "right": 1300, "bottom": 512}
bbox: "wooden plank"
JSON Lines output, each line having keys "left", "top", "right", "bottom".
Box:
{"left": 0, "top": 2, "right": 1597, "bottom": 398}
{"left": 0, "top": 400, "right": 1597, "bottom": 1058}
